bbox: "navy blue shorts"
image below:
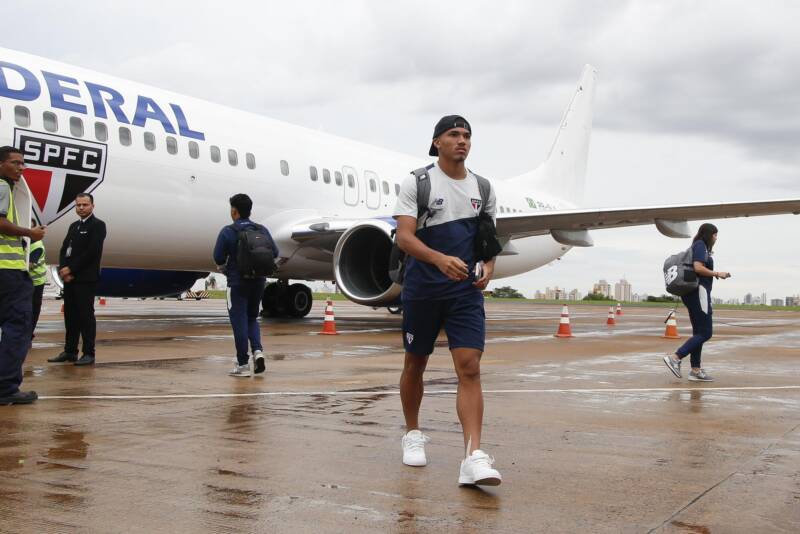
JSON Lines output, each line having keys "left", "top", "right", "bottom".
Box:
{"left": 402, "top": 291, "right": 485, "bottom": 356}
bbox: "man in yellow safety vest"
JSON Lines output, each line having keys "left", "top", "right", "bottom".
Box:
{"left": 0, "top": 146, "right": 46, "bottom": 405}
{"left": 29, "top": 217, "right": 48, "bottom": 337}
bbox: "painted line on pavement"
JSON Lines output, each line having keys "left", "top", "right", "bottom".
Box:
{"left": 37, "top": 385, "right": 800, "bottom": 401}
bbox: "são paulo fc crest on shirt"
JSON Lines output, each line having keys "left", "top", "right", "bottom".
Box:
{"left": 471, "top": 198, "right": 482, "bottom": 211}
{"left": 14, "top": 129, "right": 107, "bottom": 225}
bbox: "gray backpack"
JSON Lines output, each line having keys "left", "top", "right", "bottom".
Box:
{"left": 663, "top": 247, "right": 698, "bottom": 296}
{"left": 388, "top": 165, "right": 492, "bottom": 284}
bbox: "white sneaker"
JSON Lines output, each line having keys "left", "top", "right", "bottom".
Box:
{"left": 229, "top": 364, "right": 251, "bottom": 377}
{"left": 459, "top": 449, "right": 502, "bottom": 486}
{"left": 401, "top": 430, "right": 430, "bottom": 466}
{"left": 253, "top": 350, "right": 266, "bottom": 374}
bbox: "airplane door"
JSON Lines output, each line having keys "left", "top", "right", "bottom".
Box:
{"left": 364, "top": 170, "right": 380, "bottom": 209}
{"left": 343, "top": 166, "right": 360, "bottom": 206}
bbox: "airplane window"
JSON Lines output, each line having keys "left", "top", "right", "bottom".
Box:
{"left": 309, "top": 166, "right": 318, "bottom": 181}
{"left": 394, "top": 183, "right": 400, "bottom": 196}
{"left": 144, "top": 132, "right": 156, "bottom": 151}
{"left": 228, "top": 149, "right": 238, "bottom": 166}
{"left": 382, "top": 181, "right": 390, "bottom": 195}
{"left": 119, "top": 127, "right": 132, "bottom": 146}
{"left": 246, "top": 152, "right": 256, "bottom": 169}
{"left": 14, "top": 106, "right": 30, "bottom": 127}
{"left": 334, "top": 171, "right": 343, "bottom": 186}
{"left": 166, "top": 136, "right": 178, "bottom": 155}
{"left": 70, "top": 116, "right": 84, "bottom": 137}
{"left": 280, "top": 160, "right": 290, "bottom": 176}
{"left": 43, "top": 111, "right": 58, "bottom": 132}
{"left": 369, "top": 179, "right": 377, "bottom": 193}
{"left": 323, "top": 169, "right": 331, "bottom": 184}
{"left": 94, "top": 122, "right": 108, "bottom": 142}
{"left": 210, "top": 145, "right": 221, "bottom": 163}
{"left": 188, "top": 141, "right": 199, "bottom": 159}
{"left": 347, "top": 174, "right": 355, "bottom": 188}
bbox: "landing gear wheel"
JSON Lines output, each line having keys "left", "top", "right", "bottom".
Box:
{"left": 261, "top": 282, "right": 282, "bottom": 317}
{"left": 286, "top": 284, "right": 313, "bottom": 317}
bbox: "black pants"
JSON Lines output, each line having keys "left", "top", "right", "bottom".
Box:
{"left": 0, "top": 270, "right": 32, "bottom": 396}
{"left": 63, "top": 282, "right": 97, "bottom": 357}
{"left": 31, "top": 284, "right": 44, "bottom": 337}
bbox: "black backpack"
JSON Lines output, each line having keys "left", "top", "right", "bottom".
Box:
{"left": 232, "top": 223, "right": 276, "bottom": 278}
{"left": 388, "top": 165, "right": 500, "bottom": 284}
{"left": 663, "top": 247, "right": 698, "bottom": 296}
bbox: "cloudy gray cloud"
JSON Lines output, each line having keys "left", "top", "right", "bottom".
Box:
{"left": 2, "top": 0, "right": 798, "bottom": 299}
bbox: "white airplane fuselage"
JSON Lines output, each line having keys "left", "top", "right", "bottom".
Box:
{"left": 0, "top": 48, "right": 571, "bottom": 287}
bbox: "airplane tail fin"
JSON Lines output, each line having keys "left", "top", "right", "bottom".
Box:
{"left": 510, "top": 65, "right": 597, "bottom": 205}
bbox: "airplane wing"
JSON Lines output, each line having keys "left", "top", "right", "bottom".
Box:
{"left": 496, "top": 198, "right": 800, "bottom": 246}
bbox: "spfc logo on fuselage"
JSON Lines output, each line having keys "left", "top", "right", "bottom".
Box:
{"left": 14, "top": 129, "right": 107, "bottom": 225}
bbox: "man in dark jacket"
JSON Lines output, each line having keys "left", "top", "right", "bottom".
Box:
{"left": 213, "top": 193, "right": 278, "bottom": 377}
{"left": 49, "top": 193, "right": 107, "bottom": 366}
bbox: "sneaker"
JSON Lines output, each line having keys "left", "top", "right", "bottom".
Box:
{"left": 229, "top": 364, "right": 251, "bottom": 377}
{"left": 253, "top": 350, "right": 266, "bottom": 374}
{"left": 401, "top": 430, "right": 430, "bottom": 466}
{"left": 688, "top": 369, "right": 714, "bottom": 382}
{"left": 663, "top": 354, "right": 682, "bottom": 378}
{"left": 0, "top": 390, "right": 38, "bottom": 405}
{"left": 459, "top": 449, "right": 502, "bottom": 486}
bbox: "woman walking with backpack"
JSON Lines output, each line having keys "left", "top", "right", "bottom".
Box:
{"left": 663, "top": 223, "right": 731, "bottom": 382}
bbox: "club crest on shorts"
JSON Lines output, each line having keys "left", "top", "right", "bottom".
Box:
{"left": 471, "top": 198, "right": 482, "bottom": 211}
{"left": 406, "top": 332, "right": 414, "bottom": 345}
{"left": 14, "top": 129, "right": 107, "bottom": 226}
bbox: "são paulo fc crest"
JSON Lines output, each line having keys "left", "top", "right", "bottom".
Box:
{"left": 470, "top": 198, "right": 482, "bottom": 211}
{"left": 15, "top": 129, "right": 107, "bottom": 225}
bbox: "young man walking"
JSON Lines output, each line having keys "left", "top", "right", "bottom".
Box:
{"left": 393, "top": 115, "right": 501, "bottom": 486}
{"left": 214, "top": 194, "right": 278, "bottom": 377}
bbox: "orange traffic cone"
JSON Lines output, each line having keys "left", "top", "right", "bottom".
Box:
{"left": 320, "top": 299, "right": 338, "bottom": 335}
{"left": 616, "top": 303, "right": 622, "bottom": 316}
{"left": 663, "top": 309, "right": 681, "bottom": 339}
{"left": 554, "top": 305, "right": 574, "bottom": 338}
{"left": 99, "top": 297, "right": 107, "bottom": 306}
{"left": 606, "top": 306, "right": 616, "bottom": 326}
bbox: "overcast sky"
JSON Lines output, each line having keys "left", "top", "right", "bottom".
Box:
{"left": 4, "top": 1, "right": 799, "bottom": 301}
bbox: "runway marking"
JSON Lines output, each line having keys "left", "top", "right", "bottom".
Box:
{"left": 37, "top": 385, "right": 800, "bottom": 401}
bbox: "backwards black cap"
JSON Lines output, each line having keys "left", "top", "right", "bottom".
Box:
{"left": 429, "top": 115, "right": 471, "bottom": 156}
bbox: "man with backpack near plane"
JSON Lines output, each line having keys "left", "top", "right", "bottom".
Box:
{"left": 393, "top": 115, "right": 503, "bottom": 486}
{"left": 214, "top": 193, "right": 278, "bottom": 377}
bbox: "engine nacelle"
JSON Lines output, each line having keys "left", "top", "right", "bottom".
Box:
{"left": 333, "top": 219, "right": 402, "bottom": 306}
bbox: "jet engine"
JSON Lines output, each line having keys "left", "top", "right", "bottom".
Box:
{"left": 332, "top": 219, "right": 401, "bottom": 306}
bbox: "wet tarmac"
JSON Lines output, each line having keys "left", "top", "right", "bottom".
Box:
{"left": 2, "top": 299, "right": 799, "bottom": 533}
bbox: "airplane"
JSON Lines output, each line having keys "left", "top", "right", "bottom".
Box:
{"left": 1, "top": 47, "right": 798, "bottom": 318}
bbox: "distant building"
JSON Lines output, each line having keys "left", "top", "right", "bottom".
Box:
{"left": 770, "top": 299, "right": 784, "bottom": 307}
{"left": 787, "top": 296, "right": 799, "bottom": 307}
{"left": 534, "top": 290, "right": 546, "bottom": 300}
{"left": 744, "top": 293, "right": 753, "bottom": 305}
{"left": 712, "top": 297, "right": 724, "bottom": 305}
{"left": 593, "top": 279, "right": 612, "bottom": 299}
{"left": 546, "top": 286, "right": 567, "bottom": 300}
{"left": 614, "top": 279, "right": 632, "bottom": 302}
{"left": 568, "top": 288, "right": 582, "bottom": 301}
{"left": 761, "top": 293, "right": 768, "bottom": 306}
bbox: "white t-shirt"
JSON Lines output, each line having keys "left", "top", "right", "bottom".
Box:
{"left": 392, "top": 163, "right": 496, "bottom": 228}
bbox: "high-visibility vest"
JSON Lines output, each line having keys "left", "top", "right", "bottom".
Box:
{"left": 0, "top": 181, "right": 26, "bottom": 271}
{"left": 29, "top": 239, "right": 47, "bottom": 286}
